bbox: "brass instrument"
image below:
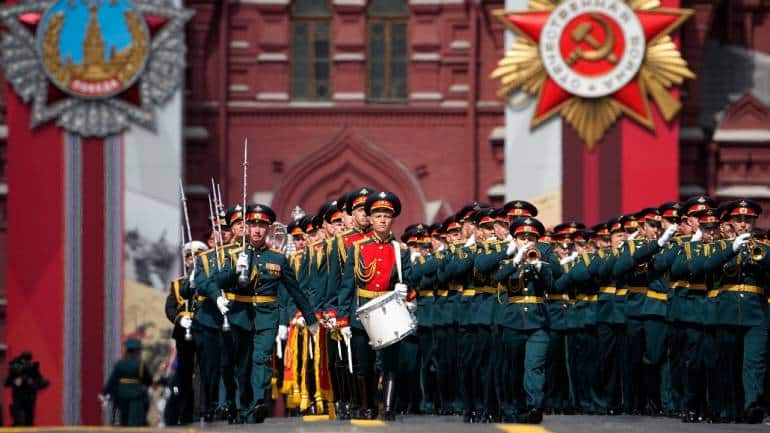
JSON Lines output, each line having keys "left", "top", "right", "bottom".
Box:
{"left": 749, "top": 239, "right": 766, "bottom": 262}
{"left": 525, "top": 246, "right": 541, "bottom": 264}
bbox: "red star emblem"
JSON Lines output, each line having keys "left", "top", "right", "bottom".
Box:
{"left": 492, "top": 2, "right": 694, "bottom": 146}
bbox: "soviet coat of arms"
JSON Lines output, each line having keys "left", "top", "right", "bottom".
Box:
{"left": 0, "top": 0, "right": 193, "bottom": 137}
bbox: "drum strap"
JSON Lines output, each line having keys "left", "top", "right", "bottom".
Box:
{"left": 393, "top": 241, "right": 402, "bottom": 284}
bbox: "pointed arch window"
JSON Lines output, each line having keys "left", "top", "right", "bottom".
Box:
{"left": 367, "top": 0, "right": 408, "bottom": 101}
{"left": 291, "top": 0, "right": 332, "bottom": 100}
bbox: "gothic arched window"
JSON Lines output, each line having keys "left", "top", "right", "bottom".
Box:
{"left": 291, "top": 0, "right": 332, "bottom": 100}
{"left": 367, "top": 0, "right": 408, "bottom": 101}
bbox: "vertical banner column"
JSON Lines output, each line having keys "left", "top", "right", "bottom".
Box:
{"left": 503, "top": 0, "right": 562, "bottom": 227}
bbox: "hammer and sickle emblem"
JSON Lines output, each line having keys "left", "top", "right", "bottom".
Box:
{"left": 566, "top": 14, "right": 618, "bottom": 66}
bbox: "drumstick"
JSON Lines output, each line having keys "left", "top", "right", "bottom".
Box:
{"left": 276, "top": 336, "right": 283, "bottom": 359}
{"left": 345, "top": 335, "right": 353, "bottom": 374}
{"left": 337, "top": 340, "right": 343, "bottom": 360}
{"left": 309, "top": 332, "right": 314, "bottom": 360}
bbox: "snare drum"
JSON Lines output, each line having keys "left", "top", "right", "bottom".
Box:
{"left": 355, "top": 291, "right": 417, "bottom": 350}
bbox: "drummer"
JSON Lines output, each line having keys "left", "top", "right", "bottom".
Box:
{"left": 337, "top": 191, "right": 416, "bottom": 421}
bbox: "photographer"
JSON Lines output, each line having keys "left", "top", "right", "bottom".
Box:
{"left": 4, "top": 351, "right": 49, "bottom": 426}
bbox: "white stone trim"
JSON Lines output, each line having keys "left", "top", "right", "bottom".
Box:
{"left": 333, "top": 53, "right": 365, "bottom": 62}
{"left": 257, "top": 92, "right": 290, "bottom": 101}
{"left": 489, "top": 126, "right": 505, "bottom": 142}
{"left": 449, "top": 84, "right": 469, "bottom": 94}
{"left": 487, "top": 183, "right": 506, "bottom": 197}
{"left": 228, "top": 100, "right": 260, "bottom": 108}
{"left": 184, "top": 126, "right": 210, "bottom": 140}
{"left": 717, "top": 185, "right": 770, "bottom": 198}
{"left": 450, "top": 40, "right": 470, "bottom": 50}
{"left": 333, "top": 92, "right": 366, "bottom": 101}
{"left": 258, "top": 53, "right": 288, "bottom": 62}
{"left": 0, "top": 125, "right": 6, "bottom": 139}
{"left": 229, "top": 84, "right": 250, "bottom": 92}
{"left": 230, "top": 40, "right": 250, "bottom": 49}
{"left": 252, "top": 191, "right": 275, "bottom": 205}
{"left": 0, "top": 183, "right": 7, "bottom": 196}
{"left": 409, "top": 92, "right": 443, "bottom": 100}
{"left": 477, "top": 100, "right": 503, "bottom": 108}
{"left": 440, "top": 100, "right": 467, "bottom": 108}
{"left": 713, "top": 129, "right": 770, "bottom": 142}
{"left": 680, "top": 184, "right": 706, "bottom": 196}
{"left": 333, "top": 0, "right": 365, "bottom": 5}
{"left": 412, "top": 52, "right": 441, "bottom": 62}
{"left": 288, "top": 100, "right": 335, "bottom": 107}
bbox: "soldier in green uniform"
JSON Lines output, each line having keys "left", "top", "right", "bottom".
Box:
{"left": 192, "top": 205, "right": 243, "bottom": 423}
{"left": 695, "top": 200, "right": 769, "bottom": 423}
{"left": 101, "top": 339, "right": 154, "bottom": 426}
{"left": 211, "top": 204, "right": 319, "bottom": 423}
{"left": 596, "top": 215, "right": 634, "bottom": 413}
{"left": 669, "top": 204, "right": 718, "bottom": 422}
{"left": 434, "top": 216, "right": 463, "bottom": 415}
{"left": 163, "top": 240, "right": 207, "bottom": 425}
{"left": 471, "top": 208, "right": 509, "bottom": 422}
{"left": 496, "top": 216, "right": 554, "bottom": 424}
{"left": 545, "top": 222, "right": 584, "bottom": 414}
{"left": 447, "top": 202, "right": 486, "bottom": 422}
{"left": 613, "top": 208, "right": 678, "bottom": 415}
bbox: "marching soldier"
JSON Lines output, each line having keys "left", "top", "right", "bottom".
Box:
{"left": 101, "top": 339, "right": 154, "bottom": 426}
{"left": 212, "top": 204, "right": 319, "bottom": 423}
{"left": 614, "top": 209, "right": 678, "bottom": 415}
{"left": 163, "top": 240, "right": 207, "bottom": 425}
{"left": 434, "top": 216, "right": 464, "bottom": 415}
{"left": 545, "top": 222, "right": 583, "bottom": 414}
{"left": 496, "top": 216, "right": 554, "bottom": 424}
{"left": 337, "top": 191, "right": 414, "bottom": 421}
{"left": 696, "top": 200, "right": 769, "bottom": 423}
{"left": 323, "top": 189, "right": 374, "bottom": 419}
{"left": 192, "top": 205, "right": 244, "bottom": 422}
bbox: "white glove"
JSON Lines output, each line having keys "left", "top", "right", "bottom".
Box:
{"left": 513, "top": 244, "right": 528, "bottom": 265}
{"left": 506, "top": 242, "right": 518, "bottom": 257}
{"left": 395, "top": 283, "right": 408, "bottom": 300}
{"left": 236, "top": 252, "right": 249, "bottom": 272}
{"left": 98, "top": 394, "right": 110, "bottom": 408}
{"left": 179, "top": 316, "right": 192, "bottom": 329}
{"left": 326, "top": 317, "right": 336, "bottom": 328}
{"left": 308, "top": 322, "right": 319, "bottom": 337}
{"left": 277, "top": 325, "right": 288, "bottom": 341}
{"left": 340, "top": 326, "right": 352, "bottom": 340}
{"left": 535, "top": 261, "right": 543, "bottom": 271}
{"left": 732, "top": 233, "right": 751, "bottom": 253}
{"left": 628, "top": 230, "right": 639, "bottom": 241}
{"left": 188, "top": 269, "right": 196, "bottom": 288}
{"left": 410, "top": 251, "right": 421, "bottom": 262}
{"left": 559, "top": 252, "right": 578, "bottom": 265}
{"left": 691, "top": 229, "right": 703, "bottom": 243}
{"left": 406, "top": 301, "right": 417, "bottom": 312}
{"left": 216, "top": 295, "right": 230, "bottom": 315}
{"left": 464, "top": 234, "right": 476, "bottom": 247}
{"left": 295, "top": 316, "right": 306, "bottom": 328}
{"left": 657, "top": 224, "right": 679, "bottom": 247}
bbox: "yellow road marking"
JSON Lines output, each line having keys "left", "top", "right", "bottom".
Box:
{"left": 495, "top": 424, "right": 553, "bottom": 433}
{"left": 350, "top": 419, "right": 387, "bottom": 427}
{"left": 303, "top": 414, "right": 332, "bottom": 422}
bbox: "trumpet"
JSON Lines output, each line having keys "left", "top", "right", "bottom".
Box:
{"left": 748, "top": 239, "right": 766, "bottom": 262}
{"left": 525, "top": 246, "right": 541, "bottom": 263}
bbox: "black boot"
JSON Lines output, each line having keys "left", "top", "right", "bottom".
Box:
{"left": 380, "top": 373, "right": 397, "bottom": 421}
{"left": 353, "top": 375, "right": 370, "bottom": 420}
{"left": 249, "top": 400, "right": 269, "bottom": 424}
{"left": 525, "top": 407, "right": 543, "bottom": 424}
